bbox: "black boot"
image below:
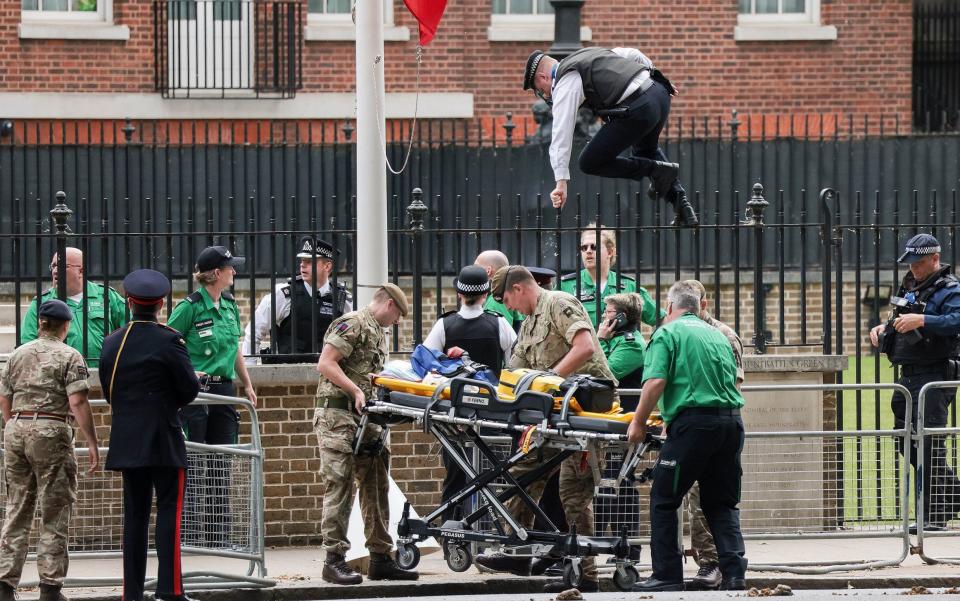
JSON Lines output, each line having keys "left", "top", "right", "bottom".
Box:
{"left": 543, "top": 579, "right": 599, "bottom": 593}
{"left": 530, "top": 556, "right": 559, "bottom": 576}
{"left": 648, "top": 161, "right": 679, "bottom": 199}
{"left": 38, "top": 583, "right": 69, "bottom": 601}
{"left": 474, "top": 552, "right": 531, "bottom": 576}
{"left": 157, "top": 596, "right": 200, "bottom": 601}
{"left": 0, "top": 582, "right": 14, "bottom": 601}
{"left": 667, "top": 190, "right": 699, "bottom": 227}
{"left": 368, "top": 553, "right": 419, "bottom": 581}
{"left": 322, "top": 553, "right": 362, "bottom": 585}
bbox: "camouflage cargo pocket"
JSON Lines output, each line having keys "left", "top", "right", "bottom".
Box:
{"left": 313, "top": 408, "right": 357, "bottom": 455}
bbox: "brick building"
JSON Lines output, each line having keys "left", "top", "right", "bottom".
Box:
{"left": 0, "top": 0, "right": 918, "bottom": 127}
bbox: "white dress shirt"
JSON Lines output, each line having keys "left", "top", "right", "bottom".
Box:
{"left": 550, "top": 47, "right": 655, "bottom": 182}
{"left": 423, "top": 302, "right": 517, "bottom": 365}
{"left": 242, "top": 279, "right": 353, "bottom": 362}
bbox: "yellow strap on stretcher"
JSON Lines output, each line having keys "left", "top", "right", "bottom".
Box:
{"left": 519, "top": 425, "right": 537, "bottom": 454}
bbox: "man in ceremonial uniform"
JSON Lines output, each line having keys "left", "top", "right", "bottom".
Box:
{"left": 243, "top": 236, "right": 353, "bottom": 363}
{"left": 0, "top": 300, "right": 100, "bottom": 601}
{"left": 314, "top": 284, "right": 418, "bottom": 585}
{"left": 100, "top": 269, "right": 202, "bottom": 601}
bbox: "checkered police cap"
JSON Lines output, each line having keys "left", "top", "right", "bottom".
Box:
{"left": 898, "top": 233, "right": 941, "bottom": 264}
{"left": 523, "top": 50, "right": 546, "bottom": 91}
{"left": 455, "top": 265, "right": 490, "bottom": 295}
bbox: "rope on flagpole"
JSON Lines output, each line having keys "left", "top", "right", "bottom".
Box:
{"left": 372, "top": 45, "right": 422, "bottom": 175}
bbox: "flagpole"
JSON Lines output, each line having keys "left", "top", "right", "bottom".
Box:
{"left": 355, "top": 0, "right": 388, "bottom": 308}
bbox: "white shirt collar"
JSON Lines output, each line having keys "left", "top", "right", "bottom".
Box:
{"left": 459, "top": 303, "right": 484, "bottom": 318}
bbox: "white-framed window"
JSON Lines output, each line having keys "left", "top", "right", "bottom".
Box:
{"left": 19, "top": 0, "right": 129, "bottom": 39}
{"left": 735, "top": 0, "right": 837, "bottom": 41}
{"left": 305, "top": 0, "right": 409, "bottom": 41}
{"left": 488, "top": 0, "right": 591, "bottom": 42}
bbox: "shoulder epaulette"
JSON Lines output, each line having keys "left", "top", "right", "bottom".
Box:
{"left": 618, "top": 273, "right": 636, "bottom": 282}
{"left": 440, "top": 309, "right": 459, "bottom": 318}
{"left": 222, "top": 290, "right": 235, "bottom": 302}
{"left": 185, "top": 291, "right": 202, "bottom": 304}
{"left": 280, "top": 284, "right": 292, "bottom": 298}
{"left": 483, "top": 309, "right": 503, "bottom": 318}
{"left": 560, "top": 272, "right": 578, "bottom": 281}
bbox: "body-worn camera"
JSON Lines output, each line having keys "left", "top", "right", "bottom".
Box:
{"left": 878, "top": 295, "right": 924, "bottom": 354}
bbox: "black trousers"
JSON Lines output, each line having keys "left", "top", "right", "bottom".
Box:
{"left": 649, "top": 410, "right": 747, "bottom": 582}
{"left": 576, "top": 81, "right": 684, "bottom": 198}
{"left": 534, "top": 471, "right": 568, "bottom": 533}
{"left": 180, "top": 382, "right": 239, "bottom": 547}
{"left": 891, "top": 370, "right": 960, "bottom": 525}
{"left": 121, "top": 467, "right": 186, "bottom": 601}
{"left": 441, "top": 449, "right": 468, "bottom": 522}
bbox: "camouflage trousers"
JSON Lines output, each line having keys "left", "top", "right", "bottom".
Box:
{"left": 688, "top": 482, "right": 719, "bottom": 565}
{"left": 0, "top": 419, "right": 78, "bottom": 587}
{"left": 313, "top": 407, "right": 392, "bottom": 557}
{"left": 504, "top": 447, "right": 600, "bottom": 581}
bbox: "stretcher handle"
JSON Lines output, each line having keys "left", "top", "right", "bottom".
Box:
{"left": 422, "top": 379, "right": 448, "bottom": 434}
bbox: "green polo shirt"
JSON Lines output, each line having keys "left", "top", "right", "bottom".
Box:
{"left": 642, "top": 313, "right": 744, "bottom": 424}
{"left": 20, "top": 281, "right": 127, "bottom": 367}
{"left": 558, "top": 269, "right": 663, "bottom": 328}
{"left": 167, "top": 286, "right": 242, "bottom": 379}
{"left": 599, "top": 330, "right": 645, "bottom": 382}
{"left": 483, "top": 295, "right": 523, "bottom": 328}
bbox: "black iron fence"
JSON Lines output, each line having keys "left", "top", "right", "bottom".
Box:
{"left": 154, "top": 0, "right": 303, "bottom": 98}
{"left": 914, "top": 0, "right": 960, "bottom": 132}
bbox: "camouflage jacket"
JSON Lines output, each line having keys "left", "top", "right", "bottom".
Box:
{"left": 0, "top": 335, "right": 90, "bottom": 415}
{"left": 315, "top": 307, "right": 386, "bottom": 402}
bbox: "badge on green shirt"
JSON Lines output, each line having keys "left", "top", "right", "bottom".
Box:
{"left": 167, "top": 287, "right": 242, "bottom": 379}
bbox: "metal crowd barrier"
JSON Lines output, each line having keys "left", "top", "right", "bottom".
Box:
{"left": 915, "top": 380, "right": 960, "bottom": 565}
{"left": 0, "top": 393, "right": 273, "bottom": 591}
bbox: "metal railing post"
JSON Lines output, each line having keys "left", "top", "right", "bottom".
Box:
{"left": 819, "top": 188, "right": 837, "bottom": 354}
{"left": 745, "top": 182, "right": 769, "bottom": 353}
{"left": 407, "top": 187, "right": 428, "bottom": 347}
{"left": 49, "top": 190, "right": 73, "bottom": 301}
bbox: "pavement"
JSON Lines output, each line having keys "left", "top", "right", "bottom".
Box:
{"left": 10, "top": 535, "right": 960, "bottom": 600}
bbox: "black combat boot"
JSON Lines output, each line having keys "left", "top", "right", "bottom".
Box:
{"left": 648, "top": 161, "right": 679, "bottom": 199}
{"left": 367, "top": 553, "right": 419, "bottom": 580}
{"left": 0, "top": 581, "right": 14, "bottom": 601}
{"left": 38, "top": 583, "right": 69, "bottom": 601}
{"left": 667, "top": 190, "right": 699, "bottom": 227}
{"left": 322, "top": 553, "right": 362, "bottom": 585}
{"left": 474, "top": 552, "right": 531, "bottom": 576}
{"left": 543, "top": 579, "right": 600, "bottom": 593}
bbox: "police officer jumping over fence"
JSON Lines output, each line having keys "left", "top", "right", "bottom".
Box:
{"left": 0, "top": 300, "right": 100, "bottom": 601}
{"left": 100, "top": 269, "right": 202, "bottom": 601}
{"left": 522, "top": 47, "right": 698, "bottom": 227}
{"left": 870, "top": 233, "right": 960, "bottom": 532}
{"left": 243, "top": 236, "right": 353, "bottom": 364}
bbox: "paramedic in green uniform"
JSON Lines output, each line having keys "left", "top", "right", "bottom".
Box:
{"left": 475, "top": 250, "right": 523, "bottom": 328}
{"left": 20, "top": 247, "right": 127, "bottom": 367}
{"left": 627, "top": 280, "right": 747, "bottom": 592}
{"left": 166, "top": 245, "right": 257, "bottom": 548}
{"left": 559, "top": 225, "right": 662, "bottom": 328}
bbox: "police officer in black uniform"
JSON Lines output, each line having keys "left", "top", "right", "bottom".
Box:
{"left": 522, "top": 47, "right": 698, "bottom": 227}
{"left": 243, "top": 236, "right": 353, "bottom": 363}
{"left": 100, "top": 269, "right": 201, "bottom": 601}
{"left": 423, "top": 266, "right": 516, "bottom": 522}
{"left": 870, "top": 234, "right": 960, "bottom": 532}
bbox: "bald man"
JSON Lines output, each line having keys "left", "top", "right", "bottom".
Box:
{"left": 475, "top": 250, "right": 523, "bottom": 329}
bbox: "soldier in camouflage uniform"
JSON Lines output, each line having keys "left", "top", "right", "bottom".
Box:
{"left": 475, "top": 266, "right": 617, "bottom": 593}
{"left": 0, "top": 300, "right": 100, "bottom": 601}
{"left": 314, "top": 283, "right": 418, "bottom": 585}
{"left": 681, "top": 280, "right": 745, "bottom": 590}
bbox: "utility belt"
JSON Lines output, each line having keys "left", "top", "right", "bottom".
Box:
{"left": 198, "top": 374, "right": 231, "bottom": 392}
{"left": 12, "top": 411, "right": 72, "bottom": 423}
{"left": 900, "top": 360, "right": 959, "bottom": 379}
{"left": 595, "top": 69, "right": 669, "bottom": 120}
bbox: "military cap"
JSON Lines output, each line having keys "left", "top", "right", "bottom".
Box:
{"left": 38, "top": 299, "right": 72, "bottom": 321}
{"left": 123, "top": 269, "right": 171, "bottom": 304}
{"left": 898, "top": 233, "right": 941, "bottom": 264}
{"left": 454, "top": 265, "right": 490, "bottom": 295}
{"left": 196, "top": 245, "right": 245, "bottom": 272}
{"left": 526, "top": 265, "right": 557, "bottom": 287}
{"left": 523, "top": 49, "right": 546, "bottom": 91}
{"left": 296, "top": 236, "right": 336, "bottom": 260}
{"left": 380, "top": 283, "right": 409, "bottom": 317}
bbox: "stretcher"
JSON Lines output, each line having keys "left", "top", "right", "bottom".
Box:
{"left": 360, "top": 369, "right": 663, "bottom": 590}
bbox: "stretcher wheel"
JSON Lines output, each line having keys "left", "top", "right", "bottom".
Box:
{"left": 396, "top": 543, "right": 420, "bottom": 570}
{"left": 562, "top": 560, "right": 583, "bottom": 589}
{"left": 613, "top": 564, "right": 640, "bottom": 591}
{"left": 445, "top": 542, "right": 473, "bottom": 572}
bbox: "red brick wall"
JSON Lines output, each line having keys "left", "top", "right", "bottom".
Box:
{"left": 0, "top": 0, "right": 913, "bottom": 124}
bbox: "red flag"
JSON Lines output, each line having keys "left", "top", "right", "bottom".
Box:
{"left": 403, "top": 0, "right": 447, "bottom": 45}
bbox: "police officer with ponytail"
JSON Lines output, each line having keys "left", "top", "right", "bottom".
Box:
{"left": 870, "top": 233, "right": 960, "bottom": 532}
